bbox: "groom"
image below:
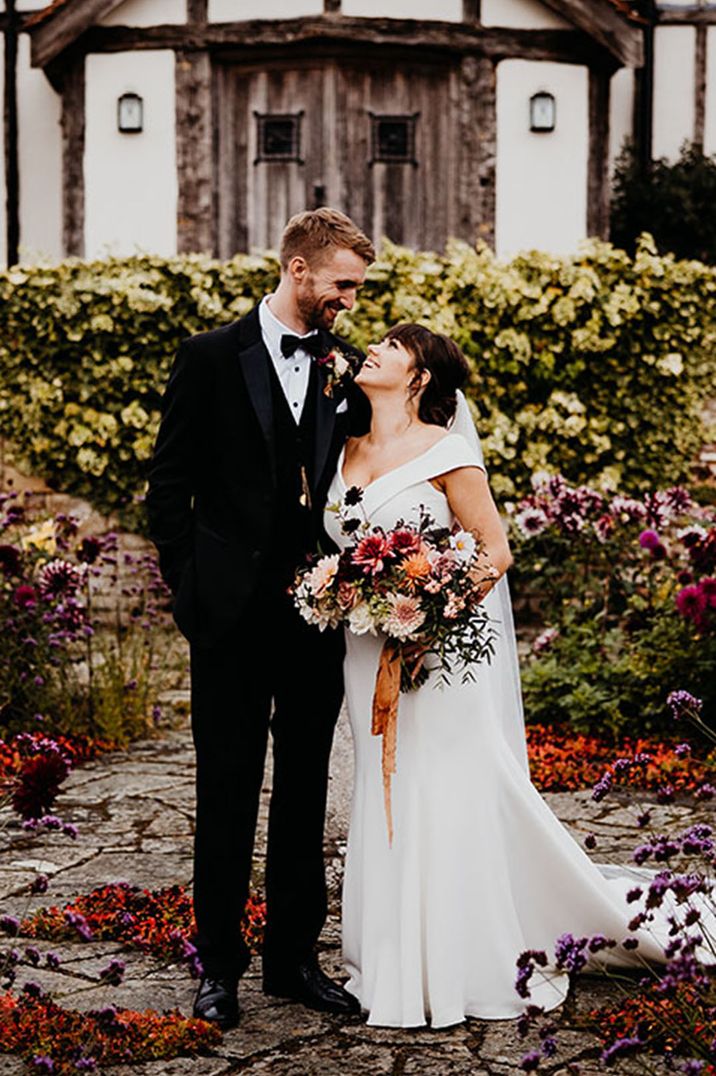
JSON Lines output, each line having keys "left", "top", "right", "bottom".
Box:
{"left": 146, "top": 208, "right": 375, "bottom": 1028}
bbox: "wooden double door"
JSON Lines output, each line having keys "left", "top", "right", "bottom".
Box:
{"left": 214, "top": 52, "right": 470, "bottom": 256}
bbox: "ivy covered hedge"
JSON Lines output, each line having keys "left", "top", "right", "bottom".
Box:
{"left": 0, "top": 236, "right": 714, "bottom": 530}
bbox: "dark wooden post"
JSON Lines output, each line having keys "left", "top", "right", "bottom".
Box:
{"left": 3, "top": 0, "right": 20, "bottom": 266}
{"left": 176, "top": 48, "right": 213, "bottom": 254}
{"left": 587, "top": 65, "right": 611, "bottom": 239}
{"left": 61, "top": 54, "right": 86, "bottom": 258}
{"left": 458, "top": 53, "right": 496, "bottom": 248}
{"left": 694, "top": 24, "right": 707, "bottom": 150}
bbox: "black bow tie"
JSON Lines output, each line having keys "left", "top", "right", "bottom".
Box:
{"left": 280, "top": 331, "right": 332, "bottom": 360}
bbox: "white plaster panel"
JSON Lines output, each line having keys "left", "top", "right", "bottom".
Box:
{"left": 496, "top": 60, "right": 589, "bottom": 256}
{"left": 16, "top": 33, "right": 63, "bottom": 263}
{"left": 0, "top": 44, "right": 5, "bottom": 267}
{"left": 85, "top": 51, "right": 177, "bottom": 258}
{"left": 704, "top": 27, "right": 716, "bottom": 155}
{"left": 14, "top": 1, "right": 44, "bottom": 10}
{"left": 208, "top": 0, "right": 323, "bottom": 18}
{"left": 609, "top": 65, "right": 635, "bottom": 173}
{"left": 481, "top": 0, "right": 570, "bottom": 30}
{"left": 652, "top": 26, "right": 695, "bottom": 160}
{"left": 101, "top": 0, "right": 187, "bottom": 25}
{"left": 342, "top": 0, "right": 462, "bottom": 18}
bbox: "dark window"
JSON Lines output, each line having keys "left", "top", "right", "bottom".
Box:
{"left": 254, "top": 112, "right": 304, "bottom": 164}
{"left": 370, "top": 113, "right": 419, "bottom": 165}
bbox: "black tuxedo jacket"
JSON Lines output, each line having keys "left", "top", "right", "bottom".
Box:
{"left": 145, "top": 304, "right": 366, "bottom": 648}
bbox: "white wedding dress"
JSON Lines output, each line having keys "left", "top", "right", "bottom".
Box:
{"left": 324, "top": 431, "right": 706, "bottom": 1029}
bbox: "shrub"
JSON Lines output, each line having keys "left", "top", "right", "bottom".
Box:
{"left": 0, "top": 238, "right": 714, "bottom": 527}
{"left": 611, "top": 140, "right": 716, "bottom": 264}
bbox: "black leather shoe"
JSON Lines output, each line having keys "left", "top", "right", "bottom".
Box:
{"left": 263, "top": 956, "right": 361, "bottom": 1015}
{"left": 193, "top": 975, "right": 239, "bottom": 1029}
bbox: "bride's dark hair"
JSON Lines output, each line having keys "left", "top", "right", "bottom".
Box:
{"left": 385, "top": 323, "right": 469, "bottom": 427}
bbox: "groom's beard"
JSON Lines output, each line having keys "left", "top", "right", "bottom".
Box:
{"left": 297, "top": 284, "right": 343, "bottom": 331}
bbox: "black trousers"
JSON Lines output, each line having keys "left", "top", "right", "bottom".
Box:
{"left": 189, "top": 583, "right": 344, "bottom": 980}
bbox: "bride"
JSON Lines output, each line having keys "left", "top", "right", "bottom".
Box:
{"left": 323, "top": 323, "right": 695, "bottom": 1029}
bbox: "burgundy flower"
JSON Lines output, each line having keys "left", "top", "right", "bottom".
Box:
{"left": 0, "top": 543, "right": 22, "bottom": 575}
{"left": 77, "top": 536, "right": 103, "bottom": 564}
{"left": 13, "top": 584, "right": 38, "bottom": 609}
{"left": 675, "top": 585, "right": 707, "bottom": 620}
{"left": 699, "top": 576, "right": 716, "bottom": 607}
{"left": 12, "top": 750, "right": 71, "bottom": 820}
{"left": 387, "top": 528, "right": 421, "bottom": 557}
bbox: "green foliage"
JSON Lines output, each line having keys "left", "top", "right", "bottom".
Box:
{"left": 520, "top": 610, "right": 716, "bottom": 740}
{"left": 0, "top": 238, "right": 714, "bottom": 527}
{"left": 611, "top": 141, "right": 716, "bottom": 265}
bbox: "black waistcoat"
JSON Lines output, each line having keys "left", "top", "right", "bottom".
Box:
{"left": 263, "top": 358, "right": 319, "bottom": 586}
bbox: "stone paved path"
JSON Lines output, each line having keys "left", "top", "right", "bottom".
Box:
{"left": 2, "top": 709, "right": 712, "bottom": 1076}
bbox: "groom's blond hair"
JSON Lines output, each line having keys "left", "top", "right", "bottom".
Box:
{"left": 280, "top": 208, "right": 375, "bottom": 271}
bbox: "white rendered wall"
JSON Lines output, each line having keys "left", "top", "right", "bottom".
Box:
{"left": 343, "top": 0, "right": 462, "bottom": 18}
{"left": 101, "top": 0, "right": 187, "bottom": 25}
{"left": 85, "top": 51, "right": 177, "bottom": 258}
{"left": 481, "top": 0, "right": 570, "bottom": 30}
{"left": 652, "top": 26, "right": 695, "bottom": 160}
{"left": 16, "top": 34, "right": 63, "bottom": 262}
{"left": 208, "top": 0, "right": 323, "bottom": 18}
{"left": 704, "top": 27, "right": 716, "bottom": 155}
{"left": 609, "top": 65, "right": 635, "bottom": 173}
{"left": 496, "top": 60, "right": 589, "bottom": 257}
{"left": 0, "top": 42, "right": 5, "bottom": 267}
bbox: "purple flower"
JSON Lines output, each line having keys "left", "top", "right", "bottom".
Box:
{"left": 31, "top": 1058, "right": 54, "bottom": 1074}
{"left": 45, "top": 952, "right": 61, "bottom": 969}
{"left": 695, "top": 782, "right": 715, "bottom": 801}
{"left": 24, "top": 946, "right": 41, "bottom": 966}
{"left": 591, "top": 772, "right": 612, "bottom": 802}
{"left": 601, "top": 1037, "right": 643, "bottom": 1066}
{"left": 99, "top": 958, "right": 125, "bottom": 985}
{"left": 31, "top": 874, "right": 49, "bottom": 895}
{"left": 637, "top": 810, "right": 652, "bottom": 828}
{"left": 675, "top": 742, "right": 692, "bottom": 758}
{"left": 638, "top": 529, "right": 660, "bottom": 550}
{"left": 666, "top": 690, "right": 703, "bottom": 719}
{"left": 64, "top": 910, "right": 93, "bottom": 941}
{"left": 681, "top": 1061, "right": 704, "bottom": 1073}
{"left": 0, "top": 915, "right": 20, "bottom": 936}
{"left": 554, "top": 933, "right": 589, "bottom": 974}
{"left": 583, "top": 833, "right": 597, "bottom": 850}
{"left": 75, "top": 1061, "right": 97, "bottom": 1072}
{"left": 626, "top": 887, "right": 643, "bottom": 903}
{"left": 520, "top": 1051, "right": 542, "bottom": 1072}
{"left": 22, "top": 980, "right": 43, "bottom": 997}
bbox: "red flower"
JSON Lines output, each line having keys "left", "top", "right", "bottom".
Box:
{"left": 11, "top": 750, "right": 71, "bottom": 820}
{"left": 387, "top": 529, "right": 421, "bottom": 557}
{"left": 351, "top": 533, "right": 394, "bottom": 576}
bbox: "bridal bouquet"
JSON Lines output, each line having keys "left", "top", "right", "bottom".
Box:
{"left": 292, "top": 491, "right": 498, "bottom": 842}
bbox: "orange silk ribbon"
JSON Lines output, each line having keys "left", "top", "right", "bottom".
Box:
{"left": 371, "top": 640, "right": 401, "bottom": 846}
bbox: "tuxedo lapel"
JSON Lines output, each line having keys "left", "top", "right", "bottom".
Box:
{"left": 312, "top": 363, "right": 337, "bottom": 489}
{"left": 237, "top": 308, "right": 276, "bottom": 483}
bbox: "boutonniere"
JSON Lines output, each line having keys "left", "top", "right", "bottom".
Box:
{"left": 316, "top": 346, "right": 359, "bottom": 398}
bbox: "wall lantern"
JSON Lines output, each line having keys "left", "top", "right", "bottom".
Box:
{"left": 117, "top": 92, "right": 143, "bottom": 134}
{"left": 529, "top": 91, "right": 556, "bottom": 133}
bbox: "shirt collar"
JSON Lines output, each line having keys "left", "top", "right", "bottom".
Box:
{"left": 259, "top": 295, "right": 317, "bottom": 358}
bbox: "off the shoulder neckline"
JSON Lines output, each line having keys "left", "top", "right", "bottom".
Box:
{"left": 338, "top": 432, "right": 468, "bottom": 494}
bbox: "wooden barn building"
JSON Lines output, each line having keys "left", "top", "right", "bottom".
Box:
{"left": 0, "top": 0, "right": 714, "bottom": 265}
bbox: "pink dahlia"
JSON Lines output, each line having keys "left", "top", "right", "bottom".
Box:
{"left": 37, "top": 559, "right": 83, "bottom": 600}
{"left": 352, "top": 534, "right": 394, "bottom": 576}
{"left": 382, "top": 594, "right": 426, "bottom": 641}
{"left": 638, "top": 529, "right": 660, "bottom": 551}
{"left": 675, "top": 585, "right": 708, "bottom": 620}
{"left": 13, "top": 584, "right": 38, "bottom": 609}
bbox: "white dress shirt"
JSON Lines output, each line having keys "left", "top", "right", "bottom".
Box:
{"left": 258, "top": 295, "right": 316, "bottom": 423}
